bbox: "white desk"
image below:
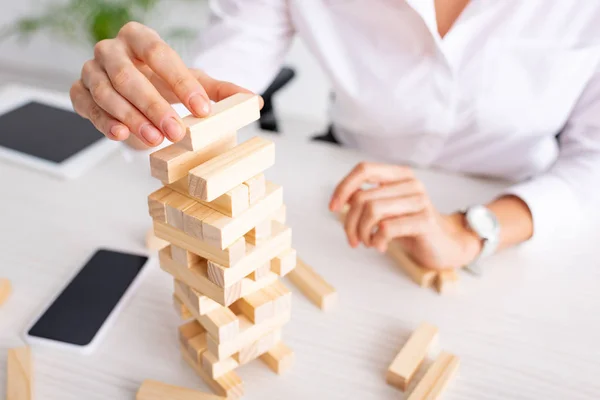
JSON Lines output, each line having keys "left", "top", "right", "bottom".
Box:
{"left": 1, "top": 86, "right": 599, "bottom": 400}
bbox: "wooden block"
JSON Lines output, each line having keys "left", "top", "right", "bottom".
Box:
{"left": 406, "top": 351, "right": 460, "bottom": 400}
{"left": 206, "top": 311, "right": 291, "bottom": 360}
{"left": 180, "top": 93, "right": 260, "bottom": 151}
{"left": 179, "top": 320, "right": 206, "bottom": 348}
{"left": 171, "top": 245, "right": 201, "bottom": 267}
{"left": 154, "top": 221, "right": 245, "bottom": 267}
{"left": 272, "top": 205, "right": 286, "bottom": 224}
{"left": 7, "top": 346, "right": 32, "bottom": 400}
{"left": 387, "top": 241, "right": 437, "bottom": 288}
{"left": 150, "top": 132, "right": 237, "bottom": 183}
{"left": 168, "top": 177, "right": 249, "bottom": 218}
{"left": 188, "top": 137, "right": 275, "bottom": 201}
{"left": 200, "top": 182, "right": 283, "bottom": 250}
{"left": 147, "top": 186, "right": 173, "bottom": 222}
{"left": 435, "top": 270, "right": 459, "bottom": 294}
{"left": 188, "top": 333, "right": 209, "bottom": 364}
{"left": 182, "top": 203, "right": 215, "bottom": 240}
{"left": 173, "top": 294, "right": 193, "bottom": 320}
{"left": 286, "top": 257, "right": 337, "bottom": 311}
{"left": 386, "top": 322, "right": 439, "bottom": 391}
{"left": 180, "top": 343, "right": 244, "bottom": 400}
{"left": 243, "top": 174, "right": 266, "bottom": 204}
{"left": 270, "top": 248, "right": 297, "bottom": 276}
{"left": 202, "top": 351, "right": 239, "bottom": 380}
{"left": 230, "top": 287, "right": 274, "bottom": 324}
{"left": 262, "top": 280, "right": 292, "bottom": 315}
{"left": 163, "top": 191, "right": 197, "bottom": 230}
{"left": 0, "top": 278, "right": 13, "bottom": 306}
{"left": 160, "top": 247, "right": 278, "bottom": 306}
{"left": 235, "top": 328, "right": 281, "bottom": 365}
{"left": 260, "top": 341, "right": 295, "bottom": 375}
{"left": 202, "top": 221, "right": 291, "bottom": 288}
{"left": 175, "top": 279, "right": 221, "bottom": 316}
{"left": 248, "top": 262, "right": 270, "bottom": 281}
{"left": 145, "top": 228, "right": 169, "bottom": 251}
{"left": 198, "top": 307, "right": 240, "bottom": 343}
{"left": 136, "top": 379, "right": 226, "bottom": 400}
{"left": 245, "top": 219, "right": 272, "bottom": 246}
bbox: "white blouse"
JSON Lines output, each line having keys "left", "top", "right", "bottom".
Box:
{"left": 194, "top": 0, "right": 600, "bottom": 241}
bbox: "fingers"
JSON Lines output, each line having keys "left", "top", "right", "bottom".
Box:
{"left": 193, "top": 69, "right": 264, "bottom": 108}
{"left": 330, "top": 162, "right": 413, "bottom": 212}
{"left": 117, "top": 22, "right": 212, "bottom": 117}
{"left": 81, "top": 59, "right": 155, "bottom": 143}
{"left": 371, "top": 215, "right": 430, "bottom": 253}
{"left": 70, "top": 80, "right": 128, "bottom": 139}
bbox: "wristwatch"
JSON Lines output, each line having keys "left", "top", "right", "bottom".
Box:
{"left": 462, "top": 205, "right": 500, "bottom": 275}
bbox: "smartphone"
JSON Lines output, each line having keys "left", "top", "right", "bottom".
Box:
{"left": 24, "top": 249, "right": 150, "bottom": 354}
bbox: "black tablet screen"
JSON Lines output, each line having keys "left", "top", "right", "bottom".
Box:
{"left": 0, "top": 101, "right": 103, "bottom": 164}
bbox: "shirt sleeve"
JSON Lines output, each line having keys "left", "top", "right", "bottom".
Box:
{"left": 504, "top": 66, "right": 600, "bottom": 245}
{"left": 192, "top": 0, "right": 295, "bottom": 94}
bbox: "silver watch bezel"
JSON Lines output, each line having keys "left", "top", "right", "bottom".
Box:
{"left": 463, "top": 205, "right": 500, "bottom": 275}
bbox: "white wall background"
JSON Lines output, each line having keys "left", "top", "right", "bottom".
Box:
{"left": 0, "top": 0, "right": 332, "bottom": 134}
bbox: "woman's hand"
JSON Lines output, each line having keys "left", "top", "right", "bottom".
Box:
{"left": 329, "top": 162, "right": 482, "bottom": 270}
{"left": 70, "top": 21, "right": 258, "bottom": 147}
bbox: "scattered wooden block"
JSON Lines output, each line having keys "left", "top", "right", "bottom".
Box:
{"left": 180, "top": 343, "right": 244, "bottom": 400}
{"left": 230, "top": 287, "right": 274, "bottom": 324}
{"left": 386, "top": 322, "right": 439, "bottom": 391}
{"left": 145, "top": 228, "right": 169, "bottom": 251}
{"left": 200, "top": 182, "right": 283, "bottom": 250}
{"left": 202, "top": 351, "right": 239, "bottom": 380}
{"left": 245, "top": 219, "right": 272, "bottom": 246}
{"left": 173, "top": 294, "right": 193, "bottom": 320}
{"left": 168, "top": 177, "right": 250, "bottom": 218}
{"left": 270, "top": 248, "right": 297, "bottom": 276}
{"left": 0, "top": 278, "right": 13, "bottom": 306}
{"left": 434, "top": 269, "right": 459, "bottom": 294}
{"left": 243, "top": 174, "right": 266, "bottom": 204}
{"left": 406, "top": 351, "right": 460, "bottom": 400}
{"left": 387, "top": 241, "right": 437, "bottom": 288}
{"left": 171, "top": 245, "right": 201, "bottom": 267}
{"left": 136, "top": 379, "right": 226, "bottom": 400}
{"left": 272, "top": 205, "right": 286, "bottom": 224}
{"left": 7, "top": 346, "right": 32, "bottom": 400}
{"left": 247, "top": 262, "right": 270, "bottom": 281}
{"left": 260, "top": 341, "right": 295, "bottom": 375}
{"left": 202, "top": 222, "right": 291, "bottom": 288}
{"left": 206, "top": 311, "right": 291, "bottom": 360}
{"left": 150, "top": 132, "right": 237, "bottom": 183}
{"left": 147, "top": 186, "right": 173, "bottom": 222}
{"left": 160, "top": 247, "right": 278, "bottom": 306}
{"left": 235, "top": 328, "right": 281, "bottom": 365}
{"left": 287, "top": 257, "right": 337, "bottom": 311}
{"left": 154, "top": 221, "right": 246, "bottom": 267}
{"left": 180, "top": 93, "right": 260, "bottom": 151}
{"left": 188, "top": 137, "right": 275, "bottom": 202}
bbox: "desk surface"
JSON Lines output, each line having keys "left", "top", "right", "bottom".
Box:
{"left": 1, "top": 85, "right": 599, "bottom": 400}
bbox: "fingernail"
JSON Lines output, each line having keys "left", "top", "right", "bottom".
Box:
{"left": 189, "top": 94, "right": 211, "bottom": 116}
{"left": 110, "top": 125, "right": 128, "bottom": 139}
{"left": 141, "top": 124, "right": 163, "bottom": 144}
{"left": 162, "top": 117, "right": 184, "bottom": 141}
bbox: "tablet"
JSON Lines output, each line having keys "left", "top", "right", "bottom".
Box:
{"left": 0, "top": 100, "right": 118, "bottom": 179}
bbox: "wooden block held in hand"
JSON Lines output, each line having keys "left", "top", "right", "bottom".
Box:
{"left": 406, "top": 351, "right": 460, "bottom": 400}
{"left": 7, "top": 346, "right": 32, "bottom": 400}
{"left": 148, "top": 186, "right": 173, "bottom": 222}
{"left": 150, "top": 132, "right": 237, "bottom": 183}
{"left": 287, "top": 257, "right": 337, "bottom": 311}
{"left": 243, "top": 174, "right": 266, "bottom": 204}
{"left": 435, "top": 269, "right": 459, "bottom": 294}
{"left": 271, "top": 248, "right": 297, "bottom": 276}
{"left": 180, "top": 93, "right": 260, "bottom": 151}
{"left": 136, "top": 379, "right": 226, "bottom": 400}
{"left": 386, "top": 322, "right": 439, "bottom": 391}
{"left": 0, "top": 278, "right": 13, "bottom": 306}
{"left": 260, "top": 341, "right": 295, "bottom": 375}
{"left": 188, "top": 137, "right": 275, "bottom": 201}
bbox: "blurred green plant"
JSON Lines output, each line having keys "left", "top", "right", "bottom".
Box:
{"left": 0, "top": 0, "right": 200, "bottom": 47}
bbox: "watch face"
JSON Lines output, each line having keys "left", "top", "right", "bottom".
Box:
{"left": 466, "top": 205, "right": 499, "bottom": 238}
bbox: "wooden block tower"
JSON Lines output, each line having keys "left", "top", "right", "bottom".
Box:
{"left": 147, "top": 93, "right": 296, "bottom": 399}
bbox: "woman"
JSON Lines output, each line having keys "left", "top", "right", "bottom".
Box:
{"left": 69, "top": 0, "right": 600, "bottom": 272}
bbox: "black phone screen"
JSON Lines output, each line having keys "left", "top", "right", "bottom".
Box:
{"left": 28, "top": 249, "right": 148, "bottom": 346}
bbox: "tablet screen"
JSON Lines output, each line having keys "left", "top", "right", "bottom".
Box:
{"left": 0, "top": 101, "right": 103, "bottom": 164}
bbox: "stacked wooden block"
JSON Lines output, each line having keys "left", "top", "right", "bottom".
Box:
{"left": 147, "top": 94, "right": 296, "bottom": 399}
